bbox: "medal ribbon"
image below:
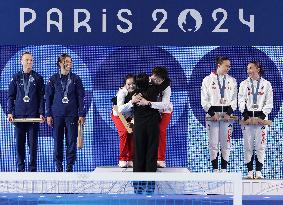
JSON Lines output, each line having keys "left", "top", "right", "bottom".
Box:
{"left": 217, "top": 75, "right": 226, "bottom": 99}
{"left": 23, "top": 72, "right": 32, "bottom": 98}
{"left": 60, "top": 72, "right": 71, "bottom": 98}
{"left": 250, "top": 78, "right": 261, "bottom": 105}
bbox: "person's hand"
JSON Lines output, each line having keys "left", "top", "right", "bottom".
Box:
{"left": 257, "top": 118, "right": 265, "bottom": 125}
{"left": 39, "top": 115, "right": 45, "bottom": 123}
{"left": 211, "top": 113, "right": 220, "bottom": 121}
{"left": 137, "top": 97, "right": 150, "bottom": 106}
{"left": 223, "top": 114, "right": 231, "bottom": 122}
{"left": 131, "top": 93, "right": 142, "bottom": 104}
{"left": 47, "top": 117, "right": 53, "bottom": 127}
{"left": 149, "top": 76, "right": 153, "bottom": 83}
{"left": 7, "top": 114, "right": 14, "bottom": 123}
{"left": 128, "top": 122, "right": 134, "bottom": 129}
{"left": 250, "top": 117, "right": 261, "bottom": 125}
{"left": 78, "top": 117, "right": 85, "bottom": 125}
{"left": 245, "top": 118, "right": 251, "bottom": 125}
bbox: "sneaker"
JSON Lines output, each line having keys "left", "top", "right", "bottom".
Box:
{"left": 221, "top": 169, "right": 227, "bottom": 173}
{"left": 29, "top": 165, "right": 37, "bottom": 172}
{"left": 255, "top": 171, "right": 264, "bottom": 179}
{"left": 245, "top": 171, "right": 254, "bottom": 179}
{"left": 127, "top": 161, "right": 133, "bottom": 168}
{"left": 213, "top": 169, "right": 219, "bottom": 173}
{"left": 118, "top": 161, "right": 127, "bottom": 168}
{"left": 157, "top": 161, "right": 166, "bottom": 168}
{"left": 66, "top": 165, "right": 73, "bottom": 172}
{"left": 18, "top": 165, "right": 25, "bottom": 172}
{"left": 56, "top": 164, "right": 63, "bottom": 172}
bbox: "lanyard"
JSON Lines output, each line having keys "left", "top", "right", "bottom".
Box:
{"left": 60, "top": 72, "right": 71, "bottom": 97}
{"left": 250, "top": 78, "right": 260, "bottom": 105}
{"left": 217, "top": 75, "right": 226, "bottom": 98}
{"left": 22, "top": 72, "right": 33, "bottom": 97}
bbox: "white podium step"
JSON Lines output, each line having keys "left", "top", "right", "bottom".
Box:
{"left": 94, "top": 166, "right": 191, "bottom": 173}
{"left": 0, "top": 169, "right": 282, "bottom": 195}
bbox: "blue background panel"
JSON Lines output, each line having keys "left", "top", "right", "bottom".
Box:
{"left": 0, "top": 46, "right": 282, "bottom": 179}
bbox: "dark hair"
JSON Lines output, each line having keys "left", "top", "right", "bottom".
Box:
{"left": 123, "top": 74, "right": 135, "bottom": 85}
{"left": 135, "top": 73, "right": 149, "bottom": 91}
{"left": 152, "top": 66, "right": 168, "bottom": 80}
{"left": 249, "top": 61, "right": 264, "bottom": 76}
{"left": 57, "top": 53, "right": 72, "bottom": 67}
{"left": 21, "top": 51, "right": 32, "bottom": 59}
{"left": 216, "top": 56, "right": 230, "bottom": 65}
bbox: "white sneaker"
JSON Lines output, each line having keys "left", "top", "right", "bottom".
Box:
{"left": 245, "top": 171, "right": 254, "bottom": 179}
{"left": 255, "top": 171, "right": 264, "bottom": 179}
{"left": 127, "top": 161, "right": 133, "bottom": 168}
{"left": 157, "top": 161, "right": 166, "bottom": 168}
{"left": 221, "top": 169, "right": 227, "bottom": 173}
{"left": 118, "top": 161, "right": 127, "bottom": 168}
{"left": 213, "top": 169, "right": 219, "bottom": 173}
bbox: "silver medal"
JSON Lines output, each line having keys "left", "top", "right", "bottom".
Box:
{"left": 23, "top": 96, "right": 30, "bottom": 103}
{"left": 62, "top": 96, "right": 69, "bottom": 104}
{"left": 252, "top": 104, "right": 259, "bottom": 109}
{"left": 220, "top": 98, "right": 226, "bottom": 104}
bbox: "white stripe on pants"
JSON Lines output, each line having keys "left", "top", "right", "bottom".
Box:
{"left": 206, "top": 120, "right": 233, "bottom": 161}
{"left": 242, "top": 125, "right": 267, "bottom": 164}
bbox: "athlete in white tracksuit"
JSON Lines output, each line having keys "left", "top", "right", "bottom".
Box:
{"left": 201, "top": 57, "right": 237, "bottom": 172}
{"left": 238, "top": 61, "right": 273, "bottom": 179}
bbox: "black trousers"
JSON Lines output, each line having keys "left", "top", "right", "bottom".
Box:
{"left": 133, "top": 114, "right": 160, "bottom": 172}
{"left": 15, "top": 122, "right": 39, "bottom": 172}
{"left": 53, "top": 116, "right": 78, "bottom": 167}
